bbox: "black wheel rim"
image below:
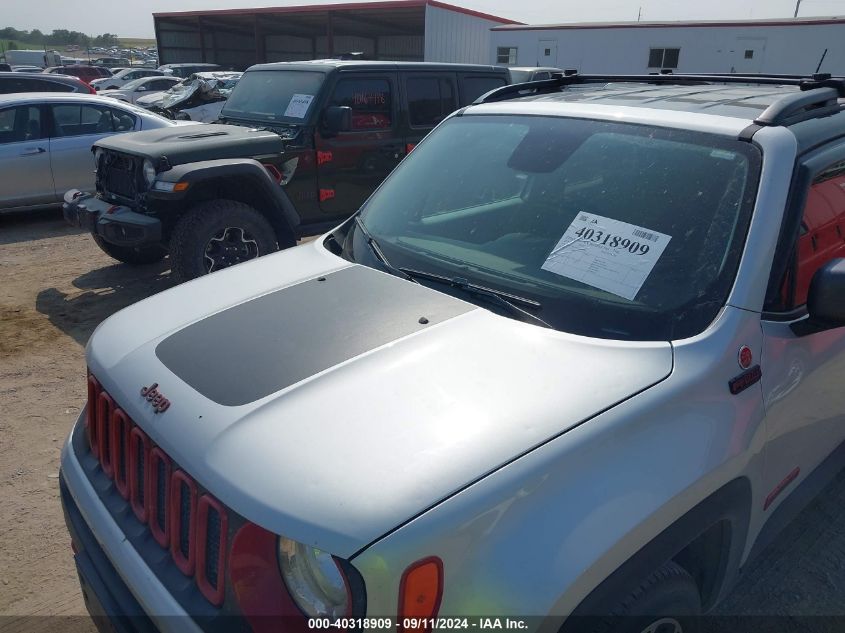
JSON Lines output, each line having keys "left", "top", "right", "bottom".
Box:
{"left": 203, "top": 226, "right": 260, "bottom": 273}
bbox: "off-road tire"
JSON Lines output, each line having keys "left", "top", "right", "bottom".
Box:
{"left": 588, "top": 561, "right": 701, "bottom": 633}
{"left": 91, "top": 233, "right": 166, "bottom": 265}
{"left": 169, "top": 200, "right": 278, "bottom": 283}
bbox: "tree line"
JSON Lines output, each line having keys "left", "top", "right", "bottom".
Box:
{"left": 1, "top": 27, "right": 120, "bottom": 49}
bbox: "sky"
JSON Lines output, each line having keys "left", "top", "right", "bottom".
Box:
{"left": 3, "top": 0, "right": 845, "bottom": 38}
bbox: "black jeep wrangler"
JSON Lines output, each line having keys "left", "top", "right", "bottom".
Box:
{"left": 63, "top": 60, "right": 509, "bottom": 281}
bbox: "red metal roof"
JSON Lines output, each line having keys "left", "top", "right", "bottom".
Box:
{"left": 492, "top": 15, "right": 845, "bottom": 31}
{"left": 153, "top": 0, "right": 522, "bottom": 25}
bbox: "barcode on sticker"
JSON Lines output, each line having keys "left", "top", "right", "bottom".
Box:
{"left": 632, "top": 229, "right": 659, "bottom": 242}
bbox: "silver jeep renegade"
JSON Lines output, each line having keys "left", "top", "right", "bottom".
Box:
{"left": 60, "top": 73, "right": 845, "bottom": 633}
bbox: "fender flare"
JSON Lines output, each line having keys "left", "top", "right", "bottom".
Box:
{"left": 156, "top": 158, "right": 301, "bottom": 241}
{"left": 560, "top": 477, "right": 751, "bottom": 629}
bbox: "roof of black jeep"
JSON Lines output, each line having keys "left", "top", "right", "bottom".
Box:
{"left": 247, "top": 60, "right": 507, "bottom": 73}
{"left": 483, "top": 82, "right": 845, "bottom": 152}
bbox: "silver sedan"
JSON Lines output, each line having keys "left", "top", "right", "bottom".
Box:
{"left": 0, "top": 92, "right": 195, "bottom": 213}
{"left": 98, "top": 76, "right": 181, "bottom": 105}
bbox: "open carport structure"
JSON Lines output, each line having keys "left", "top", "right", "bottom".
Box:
{"left": 153, "top": 0, "right": 520, "bottom": 69}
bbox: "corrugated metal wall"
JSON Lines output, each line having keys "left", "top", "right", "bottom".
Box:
{"left": 157, "top": 23, "right": 204, "bottom": 64}
{"left": 424, "top": 5, "right": 500, "bottom": 63}
{"left": 378, "top": 35, "right": 424, "bottom": 60}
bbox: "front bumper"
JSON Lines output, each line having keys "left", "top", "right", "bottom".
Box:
{"left": 59, "top": 414, "right": 203, "bottom": 633}
{"left": 63, "top": 190, "right": 162, "bottom": 247}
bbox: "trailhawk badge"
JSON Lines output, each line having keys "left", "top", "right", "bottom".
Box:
{"left": 140, "top": 382, "right": 171, "bottom": 414}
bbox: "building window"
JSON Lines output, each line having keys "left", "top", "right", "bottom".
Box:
{"left": 744, "top": 49, "right": 754, "bottom": 59}
{"left": 648, "top": 47, "right": 680, "bottom": 69}
{"left": 496, "top": 47, "right": 518, "bottom": 65}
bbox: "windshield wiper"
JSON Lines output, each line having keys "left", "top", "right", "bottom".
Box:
{"left": 399, "top": 267, "right": 551, "bottom": 329}
{"left": 353, "top": 217, "right": 417, "bottom": 284}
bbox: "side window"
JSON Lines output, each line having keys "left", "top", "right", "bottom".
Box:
{"left": 328, "top": 77, "right": 393, "bottom": 131}
{"left": 406, "top": 76, "right": 456, "bottom": 128}
{"left": 787, "top": 159, "right": 845, "bottom": 308}
{"left": 459, "top": 75, "right": 507, "bottom": 106}
{"left": 152, "top": 79, "right": 176, "bottom": 90}
{"left": 30, "top": 79, "right": 75, "bottom": 93}
{"left": 110, "top": 108, "right": 137, "bottom": 132}
{"left": 0, "top": 106, "right": 42, "bottom": 144}
{"left": 51, "top": 104, "right": 115, "bottom": 137}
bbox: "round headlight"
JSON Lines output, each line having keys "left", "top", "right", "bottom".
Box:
{"left": 142, "top": 159, "right": 156, "bottom": 186}
{"left": 278, "top": 537, "right": 349, "bottom": 617}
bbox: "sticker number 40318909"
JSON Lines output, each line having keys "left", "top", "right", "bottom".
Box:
{"left": 541, "top": 212, "right": 672, "bottom": 301}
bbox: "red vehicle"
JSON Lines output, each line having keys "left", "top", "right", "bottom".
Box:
{"left": 43, "top": 65, "right": 107, "bottom": 85}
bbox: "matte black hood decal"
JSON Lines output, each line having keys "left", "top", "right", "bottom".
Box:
{"left": 155, "top": 265, "right": 472, "bottom": 406}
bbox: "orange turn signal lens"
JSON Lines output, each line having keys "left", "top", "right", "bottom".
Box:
{"left": 398, "top": 557, "right": 443, "bottom": 632}
{"left": 173, "top": 181, "right": 190, "bottom": 192}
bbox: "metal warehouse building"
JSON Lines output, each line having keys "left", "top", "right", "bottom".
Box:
{"left": 154, "top": 0, "right": 520, "bottom": 69}
{"left": 490, "top": 16, "right": 845, "bottom": 75}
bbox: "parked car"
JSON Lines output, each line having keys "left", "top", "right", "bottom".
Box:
{"left": 63, "top": 60, "right": 510, "bottom": 280}
{"left": 90, "top": 68, "right": 165, "bottom": 91}
{"left": 135, "top": 71, "right": 241, "bottom": 121}
{"left": 0, "top": 72, "right": 93, "bottom": 94}
{"left": 11, "top": 65, "right": 45, "bottom": 73}
{"left": 507, "top": 66, "right": 563, "bottom": 82}
{"left": 44, "top": 65, "right": 106, "bottom": 84}
{"left": 98, "top": 76, "right": 182, "bottom": 104}
{"left": 93, "top": 57, "right": 130, "bottom": 69}
{"left": 0, "top": 93, "right": 194, "bottom": 213}
{"left": 158, "top": 63, "right": 221, "bottom": 78}
{"left": 59, "top": 72, "right": 845, "bottom": 633}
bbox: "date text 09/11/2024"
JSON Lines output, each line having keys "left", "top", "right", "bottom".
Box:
{"left": 307, "top": 618, "right": 529, "bottom": 630}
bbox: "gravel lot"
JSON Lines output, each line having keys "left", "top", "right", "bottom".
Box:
{"left": 1, "top": 209, "right": 844, "bottom": 630}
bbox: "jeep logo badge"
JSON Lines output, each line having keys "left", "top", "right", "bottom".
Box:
{"left": 140, "top": 382, "right": 171, "bottom": 414}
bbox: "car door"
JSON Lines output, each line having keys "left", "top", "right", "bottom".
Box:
{"left": 759, "top": 144, "right": 845, "bottom": 514}
{"left": 0, "top": 103, "right": 55, "bottom": 210}
{"left": 315, "top": 72, "right": 403, "bottom": 218}
{"left": 402, "top": 72, "right": 458, "bottom": 154}
{"left": 48, "top": 102, "right": 138, "bottom": 195}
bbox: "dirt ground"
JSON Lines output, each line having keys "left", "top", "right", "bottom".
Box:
{"left": 1, "top": 209, "right": 845, "bottom": 630}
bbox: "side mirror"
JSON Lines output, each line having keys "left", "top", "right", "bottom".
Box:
{"left": 795, "top": 259, "right": 845, "bottom": 335}
{"left": 322, "top": 106, "right": 351, "bottom": 136}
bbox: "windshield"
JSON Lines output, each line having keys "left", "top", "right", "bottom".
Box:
{"left": 353, "top": 115, "right": 761, "bottom": 341}
{"left": 221, "top": 70, "right": 325, "bottom": 123}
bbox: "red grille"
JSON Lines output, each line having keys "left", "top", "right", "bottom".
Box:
{"left": 111, "top": 408, "right": 131, "bottom": 499}
{"left": 86, "top": 373, "right": 229, "bottom": 606}
{"left": 149, "top": 448, "right": 172, "bottom": 548}
{"left": 170, "top": 470, "right": 198, "bottom": 575}
{"left": 129, "top": 426, "right": 150, "bottom": 523}
{"left": 196, "top": 495, "right": 228, "bottom": 606}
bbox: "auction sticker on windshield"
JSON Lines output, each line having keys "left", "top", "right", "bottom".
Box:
{"left": 541, "top": 212, "right": 671, "bottom": 301}
{"left": 283, "top": 94, "right": 315, "bottom": 118}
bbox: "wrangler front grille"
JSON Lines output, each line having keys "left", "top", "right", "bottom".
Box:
{"left": 99, "top": 153, "right": 144, "bottom": 200}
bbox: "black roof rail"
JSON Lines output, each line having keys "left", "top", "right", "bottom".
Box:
{"left": 474, "top": 72, "right": 845, "bottom": 126}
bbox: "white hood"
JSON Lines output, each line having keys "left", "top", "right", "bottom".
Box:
{"left": 87, "top": 241, "right": 672, "bottom": 556}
